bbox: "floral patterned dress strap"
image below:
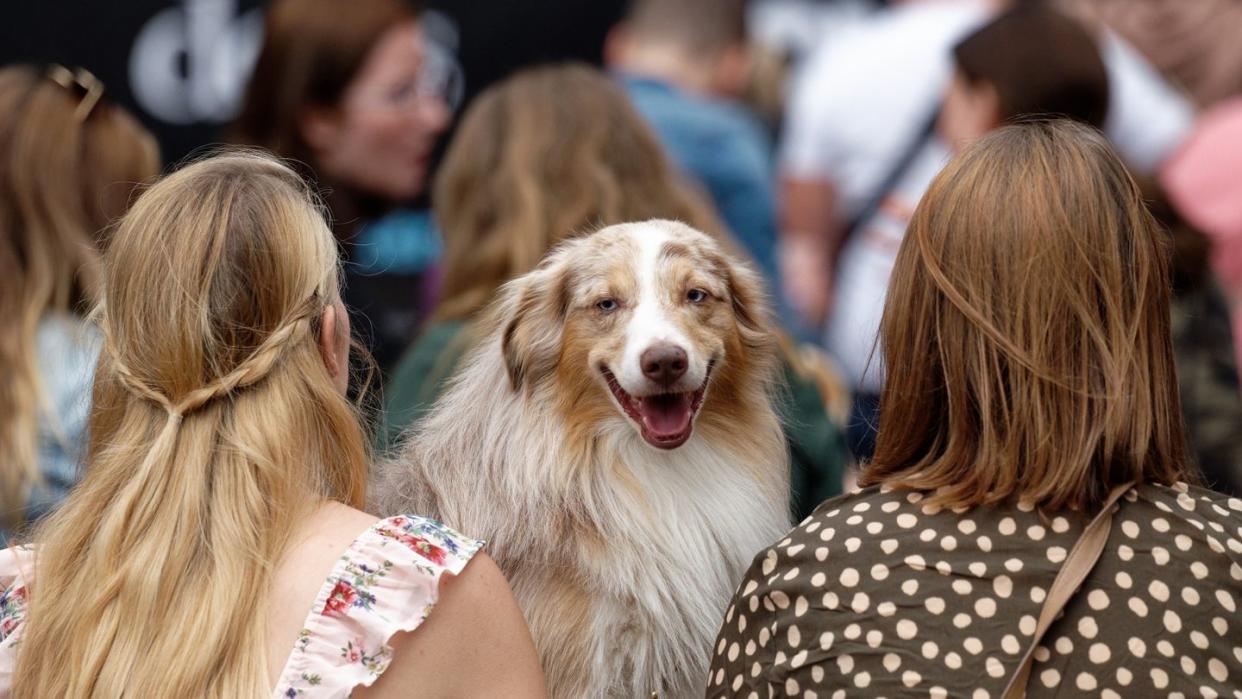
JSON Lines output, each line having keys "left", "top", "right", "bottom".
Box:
{"left": 0, "top": 545, "right": 36, "bottom": 693}
{"left": 272, "top": 515, "right": 483, "bottom": 698}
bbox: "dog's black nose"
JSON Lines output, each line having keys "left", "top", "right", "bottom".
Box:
{"left": 641, "top": 344, "right": 688, "bottom": 386}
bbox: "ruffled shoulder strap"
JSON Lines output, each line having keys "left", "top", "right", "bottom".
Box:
{"left": 0, "top": 546, "right": 37, "bottom": 694}
{"left": 272, "top": 515, "right": 483, "bottom": 698}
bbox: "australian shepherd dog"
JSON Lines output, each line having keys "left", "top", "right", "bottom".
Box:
{"left": 374, "top": 220, "right": 789, "bottom": 698}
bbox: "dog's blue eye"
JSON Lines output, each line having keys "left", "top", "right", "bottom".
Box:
{"left": 687, "top": 288, "right": 708, "bottom": 303}
{"left": 596, "top": 298, "right": 618, "bottom": 312}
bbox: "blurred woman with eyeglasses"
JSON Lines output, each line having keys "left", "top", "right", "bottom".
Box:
{"left": 0, "top": 64, "right": 160, "bottom": 543}
{"left": 232, "top": 0, "right": 453, "bottom": 372}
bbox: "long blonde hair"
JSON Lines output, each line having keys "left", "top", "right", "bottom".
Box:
{"left": 14, "top": 153, "right": 371, "bottom": 697}
{"left": 0, "top": 65, "right": 159, "bottom": 526}
{"left": 432, "top": 63, "right": 724, "bottom": 322}
{"left": 862, "top": 120, "right": 1190, "bottom": 511}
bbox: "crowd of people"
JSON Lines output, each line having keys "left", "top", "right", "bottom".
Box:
{"left": 0, "top": 0, "right": 1240, "bottom": 696}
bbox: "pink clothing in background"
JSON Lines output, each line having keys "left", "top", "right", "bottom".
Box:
{"left": 1161, "top": 98, "right": 1242, "bottom": 373}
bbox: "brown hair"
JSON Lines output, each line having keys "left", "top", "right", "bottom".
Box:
{"left": 955, "top": 4, "right": 1109, "bottom": 128}
{"left": 862, "top": 120, "right": 1190, "bottom": 512}
{"left": 15, "top": 152, "right": 369, "bottom": 696}
{"left": 231, "top": 0, "right": 415, "bottom": 166}
{"left": 622, "top": 0, "right": 748, "bottom": 55}
{"left": 432, "top": 63, "right": 724, "bottom": 322}
{"left": 0, "top": 65, "right": 159, "bottom": 526}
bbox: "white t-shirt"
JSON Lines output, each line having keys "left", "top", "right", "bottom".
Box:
{"left": 1096, "top": 26, "right": 1195, "bottom": 173}
{"left": 824, "top": 138, "right": 952, "bottom": 392}
{"left": 783, "top": 0, "right": 1195, "bottom": 390}
{"left": 781, "top": 0, "right": 1193, "bottom": 212}
{"left": 780, "top": 0, "right": 987, "bottom": 221}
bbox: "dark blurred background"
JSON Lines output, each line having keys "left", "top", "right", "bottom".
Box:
{"left": 0, "top": 0, "right": 649, "bottom": 162}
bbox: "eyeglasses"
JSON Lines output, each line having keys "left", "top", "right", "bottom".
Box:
{"left": 419, "top": 39, "right": 463, "bottom": 112}
{"left": 46, "top": 64, "right": 105, "bottom": 122}
{"left": 349, "top": 33, "right": 463, "bottom": 115}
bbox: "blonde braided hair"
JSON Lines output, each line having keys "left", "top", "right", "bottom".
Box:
{"left": 103, "top": 297, "right": 319, "bottom": 424}
{"left": 15, "top": 151, "right": 371, "bottom": 698}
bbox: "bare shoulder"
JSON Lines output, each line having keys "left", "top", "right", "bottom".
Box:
{"left": 267, "top": 502, "right": 385, "bottom": 685}
{"left": 286, "top": 502, "right": 381, "bottom": 566}
{"left": 356, "top": 551, "right": 547, "bottom": 698}
{"left": 273, "top": 501, "right": 380, "bottom": 589}
{"left": 438, "top": 551, "right": 513, "bottom": 607}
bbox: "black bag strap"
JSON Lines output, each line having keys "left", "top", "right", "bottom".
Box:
{"left": 841, "top": 105, "right": 942, "bottom": 243}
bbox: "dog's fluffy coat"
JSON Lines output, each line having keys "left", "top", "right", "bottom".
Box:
{"left": 374, "top": 221, "right": 789, "bottom": 697}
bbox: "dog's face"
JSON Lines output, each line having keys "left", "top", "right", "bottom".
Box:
{"left": 497, "top": 220, "right": 771, "bottom": 450}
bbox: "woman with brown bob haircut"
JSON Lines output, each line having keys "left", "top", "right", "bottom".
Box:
{"left": 708, "top": 121, "right": 1241, "bottom": 697}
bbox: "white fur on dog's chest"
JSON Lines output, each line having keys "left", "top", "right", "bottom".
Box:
{"left": 559, "top": 435, "right": 788, "bottom": 698}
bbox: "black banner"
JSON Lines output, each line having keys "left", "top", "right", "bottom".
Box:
{"left": 2, "top": 0, "right": 626, "bottom": 164}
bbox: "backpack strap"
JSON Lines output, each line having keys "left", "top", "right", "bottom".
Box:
{"left": 1001, "top": 482, "right": 1136, "bottom": 699}
{"left": 840, "top": 105, "right": 941, "bottom": 244}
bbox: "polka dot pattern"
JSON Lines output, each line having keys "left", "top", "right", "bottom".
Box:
{"left": 708, "top": 483, "right": 1242, "bottom": 698}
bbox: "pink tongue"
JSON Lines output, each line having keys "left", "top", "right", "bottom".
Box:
{"left": 639, "top": 393, "right": 694, "bottom": 436}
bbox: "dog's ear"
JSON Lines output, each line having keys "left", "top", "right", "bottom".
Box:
{"left": 724, "top": 258, "right": 775, "bottom": 351}
{"left": 495, "top": 261, "right": 572, "bottom": 391}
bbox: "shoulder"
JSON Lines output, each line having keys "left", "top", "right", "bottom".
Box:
{"left": 734, "top": 487, "right": 903, "bottom": 603}
{"left": 623, "top": 76, "right": 763, "bottom": 151}
{"left": 388, "top": 322, "right": 468, "bottom": 391}
{"left": 356, "top": 549, "right": 545, "bottom": 698}
{"left": 382, "top": 321, "right": 469, "bottom": 443}
{"left": 364, "top": 514, "right": 484, "bottom": 575}
{"left": 35, "top": 315, "right": 99, "bottom": 393}
{"left": 794, "top": 2, "right": 986, "bottom": 97}
{"left": 421, "top": 550, "right": 509, "bottom": 619}
{"left": 1135, "top": 482, "right": 1242, "bottom": 517}
{"left": 1132, "top": 482, "right": 1242, "bottom": 546}
{"left": 0, "top": 546, "right": 36, "bottom": 676}
{"left": 272, "top": 512, "right": 486, "bottom": 696}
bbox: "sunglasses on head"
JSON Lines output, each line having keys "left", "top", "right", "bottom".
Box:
{"left": 46, "top": 64, "right": 105, "bottom": 122}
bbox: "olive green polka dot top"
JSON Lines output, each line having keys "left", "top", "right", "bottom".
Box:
{"left": 708, "top": 482, "right": 1242, "bottom": 698}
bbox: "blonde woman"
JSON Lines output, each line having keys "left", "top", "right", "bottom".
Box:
{"left": 708, "top": 121, "right": 1242, "bottom": 696}
{"left": 0, "top": 153, "right": 544, "bottom": 697}
{"left": 0, "top": 65, "right": 159, "bottom": 543}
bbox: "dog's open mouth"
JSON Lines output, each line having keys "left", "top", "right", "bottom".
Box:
{"left": 600, "top": 365, "right": 711, "bottom": 449}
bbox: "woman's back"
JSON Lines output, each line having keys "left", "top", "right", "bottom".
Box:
{"left": 1, "top": 501, "right": 540, "bottom": 697}
{"left": 708, "top": 121, "right": 1227, "bottom": 696}
{"left": 1, "top": 153, "right": 544, "bottom": 697}
{"left": 709, "top": 483, "right": 1242, "bottom": 696}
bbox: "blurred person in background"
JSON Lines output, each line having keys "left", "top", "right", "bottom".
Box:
{"left": 823, "top": 4, "right": 1111, "bottom": 461}
{"left": 606, "top": 0, "right": 782, "bottom": 302}
{"left": 1139, "top": 177, "right": 1242, "bottom": 497}
{"left": 1062, "top": 0, "right": 1242, "bottom": 109}
{"left": 0, "top": 64, "right": 159, "bottom": 544}
{"left": 232, "top": 0, "right": 451, "bottom": 372}
{"left": 709, "top": 119, "right": 1242, "bottom": 698}
{"left": 0, "top": 153, "right": 545, "bottom": 697}
{"left": 1160, "top": 98, "right": 1242, "bottom": 495}
{"left": 1162, "top": 99, "right": 1242, "bottom": 365}
{"left": 778, "top": 0, "right": 1192, "bottom": 338}
{"left": 381, "top": 64, "right": 847, "bottom": 519}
